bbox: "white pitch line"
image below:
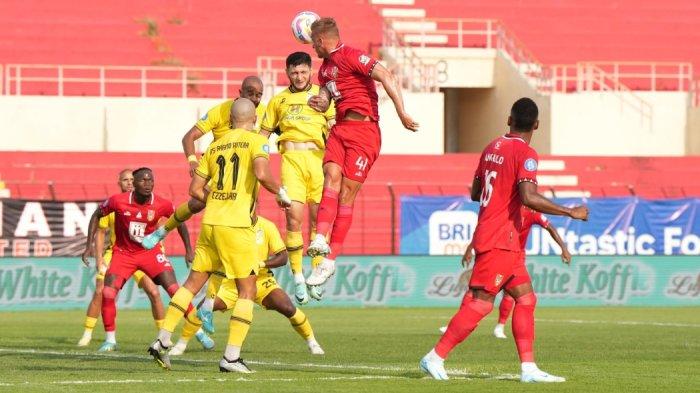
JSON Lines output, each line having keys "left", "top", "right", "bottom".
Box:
{"left": 0, "top": 375, "right": 408, "bottom": 387}
{"left": 0, "top": 348, "right": 517, "bottom": 380}
{"left": 536, "top": 319, "right": 700, "bottom": 328}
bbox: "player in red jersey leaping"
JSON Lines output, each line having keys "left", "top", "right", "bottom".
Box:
{"left": 84, "top": 168, "right": 198, "bottom": 351}
{"left": 420, "top": 98, "right": 588, "bottom": 383}
{"left": 305, "top": 17, "right": 419, "bottom": 286}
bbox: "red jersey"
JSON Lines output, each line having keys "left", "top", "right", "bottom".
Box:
{"left": 471, "top": 133, "right": 539, "bottom": 253}
{"left": 519, "top": 207, "right": 549, "bottom": 249}
{"left": 318, "top": 43, "right": 379, "bottom": 121}
{"left": 99, "top": 192, "right": 174, "bottom": 254}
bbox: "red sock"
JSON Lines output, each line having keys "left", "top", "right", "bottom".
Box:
{"left": 328, "top": 204, "right": 353, "bottom": 259}
{"left": 101, "top": 286, "right": 118, "bottom": 332}
{"left": 498, "top": 294, "right": 515, "bottom": 324}
{"left": 512, "top": 292, "right": 537, "bottom": 362}
{"left": 316, "top": 189, "right": 339, "bottom": 237}
{"left": 435, "top": 293, "right": 493, "bottom": 359}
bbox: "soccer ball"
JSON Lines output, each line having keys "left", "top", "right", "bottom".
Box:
{"left": 291, "top": 11, "right": 320, "bottom": 44}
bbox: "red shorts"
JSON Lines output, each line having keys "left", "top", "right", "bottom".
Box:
{"left": 106, "top": 248, "right": 173, "bottom": 285}
{"left": 469, "top": 249, "right": 530, "bottom": 295}
{"left": 324, "top": 121, "right": 381, "bottom": 183}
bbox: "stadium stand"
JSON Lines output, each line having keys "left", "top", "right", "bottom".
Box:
{"left": 2, "top": 152, "right": 699, "bottom": 255}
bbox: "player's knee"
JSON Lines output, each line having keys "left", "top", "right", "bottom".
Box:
{"left": 515, "top": 291, "right": 537, "bottom": 307}
{"left": 277, "top": 303, "right": 296, "bottom": 318}
{"left": 102, "top": 286, "right": 119, "bottom": 301}
{"left": 188, "top": 198, "right": 205, "bottom": 213}
{"left": 143, "top": 286, "right": 161, "bottom": 301}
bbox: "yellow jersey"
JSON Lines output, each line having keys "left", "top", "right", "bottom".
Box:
{"left": 254, "top": 216, "right": 286, "bottom": 277}
{"left": 260, "top": 84, "right": 335, "bottom": 149}
{"left": 196, "top": 99, "right": 267, "bottom": 141}
{"left": 195, "top": 128, "right": 270, "bottom": 227}
{"left": 97, "top": 213, "right": 116, "bottom": 254}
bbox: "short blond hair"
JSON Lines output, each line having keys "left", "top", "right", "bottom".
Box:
{"left": 310, "top": 17, "right": 339, "bottom": 37}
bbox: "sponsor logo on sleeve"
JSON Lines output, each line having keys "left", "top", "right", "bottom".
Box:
{"left": 524, "top": 158, "right": 538, "bottom": 172}
{"left": 262, "top": 144, "right": 270, "bottom": 154}
{"left": 359, "top": 54, "right": 371, "bottom": 65}
{"left": 200, "top": 113, "right": 208, "bottom": 121}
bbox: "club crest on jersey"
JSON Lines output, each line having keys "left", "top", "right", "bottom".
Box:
{"left": 124, "top": 211, "right": 131, "bottom": 217}
{"left": 256, "top": 228, "right": 264, "bottom": 244}
{"left": 323, "top": 66, "right": 338, "bottom": 79}
{"left": 359, "top": 54, "right": 370, "bottom": 65}
{"left": 494, "top": 274, "right": 504, "bottom": 287}
{"left": 147, "top": 209, "right": 155, "bottom": 221}
{"left": 288, "top": 104, "right": 303, "bottom": 115}
{"left": 524, "top": 158, "right": 538, "bottom": 172}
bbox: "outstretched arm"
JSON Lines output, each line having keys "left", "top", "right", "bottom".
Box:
{"left": 545, "top": 224, "right": 572, "bottom": 265}
{"left": 182, "top": 126, "right": 205, "bottom": 177}
{"left": 519, "top": 182, "right": 588, "bottom": 220}
{"left": 81, "top": 208, "right": 103, "bottom": 266}
{"left": 371, "top": 63, "right": 419, "bottom": 132}
{"left": 253, "top": 157, "right": 291, "bottom": 209}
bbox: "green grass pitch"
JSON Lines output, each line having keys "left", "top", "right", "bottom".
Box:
{"left": 0, "top": 307, "right": 698, "bottom": 392}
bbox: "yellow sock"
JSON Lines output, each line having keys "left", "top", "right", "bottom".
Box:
{"left": 84, "top": 316, "right": 98, "bottom": 331}
{"left": 154, "top": 319, "right": 164, "bottom": 330}
{"left": 180, "top": 319, "right": 199, "bottom": 342}
{"left": 164, "top": 202, "right": 193, "bottom": 231}
{"left": 163, "top": 288, "right": 194, "bottom": 333}
{"left": 286, "top": 231, "right": 304, "bottom": 275}
{"left": 289, "top": 309, "right": 314, "bottom": 341}
{"left": 310, "top": 231, "right": 324, "bottom": 268}
{"left": 227, "top": 299, "right": 254, "bottom": 346}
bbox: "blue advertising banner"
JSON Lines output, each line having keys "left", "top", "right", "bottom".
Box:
{"left": 400, "top": 196, "right": 700, "bottom": 256}
{"left": 0, "top": 256, "right": 698, "bottom": 310}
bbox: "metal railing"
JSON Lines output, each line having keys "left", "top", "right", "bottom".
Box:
{"left": 382, "top": 16, "right": 698, "bottom": 107}
{"left": 381, "top": 22, "right": 439, "bottom": 93}
{"left": 3, "top": 64, "right": 258, "bottom": 98}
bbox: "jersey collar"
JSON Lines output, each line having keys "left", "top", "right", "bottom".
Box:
{"left": 289, "top": 83, "right": 313, "bottom": 93}
{"left": 128, "top": 191, "right": 154, "bottom": 205}
{"left": 503, "top": 133, "right": 526, "bottom": 143}
{"left": 330, "top": 42, "right": 344, "bottom": 54}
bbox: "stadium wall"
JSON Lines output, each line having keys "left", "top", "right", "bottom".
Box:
{"left": 550, "top": 92, "right": 688, "bottom": 156}
{"left": 453, "top": 52, "right": 552, "bottom": 154}
{"left": 686, "top": 106, "right": 700, "bottom": 155}
{"left": 1, "top": 256, "right": 697, "bottom": 310}
{"left": 0, "top": 93, "right": 444, "bottom": 154}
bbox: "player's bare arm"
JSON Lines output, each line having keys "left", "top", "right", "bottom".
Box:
{"left": 81, "top": 208, "right": 106, "bottom": 266}
{"left": 253, "top": 157, "right": 292, "bottom": 209}
{"left": 94, "top": 227, "right": 107, "bottom": 273}
{"left": 371, "top": 63, "right": 419, "bottom": 132}
{"left": 308, "top": 86, "right": 331, "bottom": 113}
{"left": 461, "top": 241, "right": 474, "bottom": 267}
{"left": 188, "top": 171, "right": 209, "bottom": 203}
{"left": 182, "top": 126, "right": 205, "bottom": 177}
{"left": 519, "top": 181, "right": 589, "bottom": 220}
{"left": 545, "top": 224, "right": 572, "bottom": 264}
{"left": 262, "top": 250, "right": 289, "bottom": 269}
{"left": 176, "top": 223, "right": 194, "bottom": 266}
{"left": 470, "top": 177, "right": 483, "bottom": 202}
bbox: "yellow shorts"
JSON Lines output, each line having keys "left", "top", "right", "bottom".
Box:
{"left": 216, "top": 274, "right": 280, "bottom": 310}
{"left": 281, "top": 150, "right": 324, "bottom": 204}
{"left": 96, "top": 249, "right": 145, "bottom": 284}
{"left": 191, "top": 224, "right": 259, "bottom": 279}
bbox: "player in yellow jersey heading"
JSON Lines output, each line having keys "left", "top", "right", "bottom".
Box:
{"left": 260, "top": 52, "right": 335, "bottom": 305}
{"left": 148, "top": 98, "right": 291, "bottom": 373}
{"left": 78, "top": 169, "right": 171, "bottom": 351}
{"left": 169, "top": 215, "right": 324, "bottom": 356}
{"left": 141, "top": 76, "right": 266, "bottom": 250}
